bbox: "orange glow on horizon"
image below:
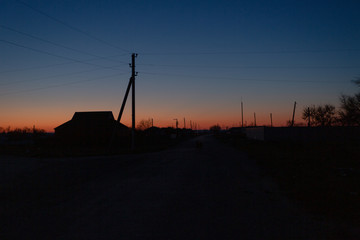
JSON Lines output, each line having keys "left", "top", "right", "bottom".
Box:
{"left": 1, "top": 114, "right": 304, "bottom": 133}
{"left": 0, "top": 103, "right": 306, "bottom": 132}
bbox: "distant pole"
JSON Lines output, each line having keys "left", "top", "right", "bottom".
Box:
{"left": 190, "top": 120, "right": 192, "bottom": 129}
{"left": 254, "top": 112, "right": 256, "bottom": 127}
{"left": 173, "top": 119, "right": 178, "bottom": 129}
{"left": 151, "top": 118, "right": 153, "bottom": 127}
{"left": 131, "top": 53, "right": 137, "bottom": 150}
{"left": 291, "top": 101, "right": 297, "bottom": 127}
{"left": 241, "top": 101, "right": 244, "bottom": 128}
{"left": 184, "top": 118, "right": 186, "bottom": 129}
{"left": 307, "top": 107, "right": 311, "bottom": 127}
{"left": 270, "top": 113, "right": 273, "bottom": 127}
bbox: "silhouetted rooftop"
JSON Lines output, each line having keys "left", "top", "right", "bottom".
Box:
{"left": 71, "top": 111, "right": 115, "bottom": 121}
{"left": 55, "top": 111, "right": 127, "bottom": 130}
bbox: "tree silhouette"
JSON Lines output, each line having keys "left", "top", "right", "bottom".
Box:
{"left": 209, "top": 124, "right": 221, "bottom": 132}
{"left": 137, "top": 118, "right": 152, "bottom": 131}
{"left": 302, "top": 105, "right": 316, "bottom": 127}
{"left": 314, "top": 104, "right": 336, "bottom": 126}
{"left": 302, "top": 104, "right": 336, "bottom": 126}
{"left": 339, "top": 78, "right": 360, "bottom": 126}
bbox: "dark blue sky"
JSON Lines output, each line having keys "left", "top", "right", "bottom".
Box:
{"left": 1, "top": 0, "right": 360, "bottom": 130}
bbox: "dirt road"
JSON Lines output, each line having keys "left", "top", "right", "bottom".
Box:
{"left": 1, "top": 135, "right": 349, "bottom": 239}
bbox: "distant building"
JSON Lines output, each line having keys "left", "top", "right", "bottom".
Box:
{"left": 55, "top": 111, "right": 129, "bottom": 145}
{"left": 244, "top": 126, "right": 360, "bottom": 142}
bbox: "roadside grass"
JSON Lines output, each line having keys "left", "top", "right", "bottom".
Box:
{"left": 220, "top": 134, "right": 360, "bottom": 221}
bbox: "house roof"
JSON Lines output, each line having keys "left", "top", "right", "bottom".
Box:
{"left": 55, "top": 111, "right": 127, "bottom": 130}
{"left": 72, "top": 111, "right": 115, "bottom": 121}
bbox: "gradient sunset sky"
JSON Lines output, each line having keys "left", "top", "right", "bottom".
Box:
{"left": 1, "top": 0, "right": 360, "bottom": 131}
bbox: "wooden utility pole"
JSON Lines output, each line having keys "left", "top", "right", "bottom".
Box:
{"left": 184, "top": 118, "right": 186, "bottom": 129}
{"left": 270, "top": 113, "right": 273, "bottom": 127}
{"left": 291, "top": 101, "right": 297, "bottom": 127}
{"left": 254, "top": 112, "right": 256, "bottom": 127}
{"left": 241, "top": 101, "right": 244, "bottom": 128}
{"left": 173, "top": 119, "right": 178, "bottom": 129}
{"left": 131, "top": 53, "right": 137, "bottom": 150}
{"left": 114, "top": 53, "right": 137, "bottom": 151}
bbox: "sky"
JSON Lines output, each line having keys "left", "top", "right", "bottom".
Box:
{"left": 1, "top": 0, "right": 360, "bottom": 131}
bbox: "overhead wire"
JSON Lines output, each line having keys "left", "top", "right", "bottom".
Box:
{"left": 0, "top": 61, "right": 77, "bottom": 74}
{"left": 0, "top": 66, "right": 122, "bottom": 87}
{"left": 16, "top": 0, "right": 130, "bottom": 53}
{"left": 139, "top": 71, "right": 346, "bottom": 84}
{"left": 0, "top": 24, "right": 129, "bottom": 64}
{"left": 139, "top": 49, "right": 360, "bottom": 56}
{"left": 137, "top": 63, "right": 360, "bottom": 69}
{"left": 0, "top": 72, "right": 129, "bottom": 97}
{"left": 0, "top": 39, "right": 128, "bottom": 71}
{"left": 0, "top": 53, "right": 130, "bottom": 74}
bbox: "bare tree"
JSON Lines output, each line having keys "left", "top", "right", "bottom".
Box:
{"left": 339, "top": 78, "right": 360, "bottom": 126}
{"left": 314, "top": 104, "right": 336, "bottom": 126}
{"left": 302, "top": 105, "right": 316, "bottom": 127}
{"left": 137, "top": 118, "right": 152, "bottom": 131}
{"left": 302, "top": 104, "right": 336, "bottom": 126}
{"left": 209, "top": 124, "right": 221, "bottom": 132}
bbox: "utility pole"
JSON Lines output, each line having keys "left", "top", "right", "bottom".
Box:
{"left": 254, "top": 112, "right": 256, "bottom": 127}
{"left": 114, "top": 53, "right": 137, "bottom": 151}
{"left": 184, "top": 118, "right": 186, "bottom": 129}
{"left": 173, "top": 119, "right": 178, "bottom": 129}
{"left": 270, "top": 113, "right": 273, "bottom": 127}
{"left": 241, "top": 101, "right": 244, "bottom": 128}
{"left": 291, "top": 101, "right": 297, "bottom": 127}
{"left": 131, "top": 53, "right": 137, "bottom": 150}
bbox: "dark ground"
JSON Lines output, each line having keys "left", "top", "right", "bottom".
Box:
{"left": 222, "top": 134, "right": 360, "bottom": 222}
{"left": 1, "top": 135, "right": 359, "bottom": 239}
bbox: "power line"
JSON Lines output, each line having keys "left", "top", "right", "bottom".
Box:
{"left": 139, "top": 49, "right": 360, "bottom": 56}
{"left": 0, "top": 66, "right": 122, "bottom": 87}
{"left": 0, "top": 61, "right": 76, "bottom": 74}
{"left": 138, "top": 63, "right": 360, "bottom": 69}
{"left": 0, "top": 39, "right": 127, "bottom": 71}
{"left": 16, "top": 0, "right": 130, "bottom": 53}
{"left": 1, "top": 24, "right": 129, "bottom": 64}
{"left": 0, "top": 53, "right": 130, "bottom": 74}
{"left": 0, "top": 72, "right": 128, "bottom": 97}
{"left": 140, "top": 71, "right": 346, "bottom": 83}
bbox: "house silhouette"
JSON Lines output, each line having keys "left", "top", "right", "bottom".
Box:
{"left": 55, "top": 111, "right": 129, "bottom": 146}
